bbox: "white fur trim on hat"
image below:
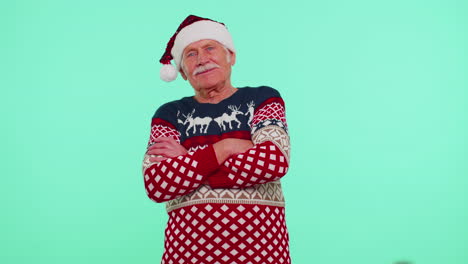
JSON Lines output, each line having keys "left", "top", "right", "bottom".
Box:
{"left": 171, "top": 20, "right": 235, "bottom": 70}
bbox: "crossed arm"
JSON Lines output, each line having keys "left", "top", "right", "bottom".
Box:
{"left": 146, "top": 137, "right": 253, "bottom": 165}
{"left": 143, "top": 137, "right": 256, "bottom": 203}
{"left": 143, "top": 131, "right": 288, "bottom": 203}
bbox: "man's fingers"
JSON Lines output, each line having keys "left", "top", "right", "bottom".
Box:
{"left": 146, "top": 137, "right": 187, "bottom": 158}
{"left": 147, "top": 142, "right": 168, "bottom": 150}
{"left": 147, "top": 148, "right": 169, "bottom": 155}
{"left": 149, "top": 156, "right": 167, "bottom": 163}
{"left": 147, "top": 137, "right": 178, "bottom": 150}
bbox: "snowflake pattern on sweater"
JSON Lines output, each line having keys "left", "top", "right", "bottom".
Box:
{"left": 143, "top": 86, "right": 291, "bottom": 264}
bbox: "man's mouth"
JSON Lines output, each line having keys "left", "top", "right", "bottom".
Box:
{"left": 193, "top": 64, "right": 220, "bottom": 76}
{"left": 195, "top": 68, "right": 216, "bottom": 75}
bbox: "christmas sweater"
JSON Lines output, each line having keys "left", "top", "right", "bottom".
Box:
{"left": 143, "top": 86, "right": 291, "bottom": 264}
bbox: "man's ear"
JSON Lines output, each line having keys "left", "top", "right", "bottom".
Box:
{"left": 179, "top": 69, "right": 188, "bottom": 80}
{"left": 230, "top": 51, "right": 236, "bottom": 66}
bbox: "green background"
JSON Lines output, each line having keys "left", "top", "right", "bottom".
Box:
{"left": 2, "top": 0, "right": 467, "bottom": 263}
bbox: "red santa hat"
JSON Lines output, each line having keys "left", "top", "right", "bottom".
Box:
{"left": 159, "top": 15, "right": 236, "bottom": 82}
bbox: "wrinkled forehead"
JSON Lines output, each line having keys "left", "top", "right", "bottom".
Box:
{"left": 182, "top": 39, "right": 227, "bottom": 54}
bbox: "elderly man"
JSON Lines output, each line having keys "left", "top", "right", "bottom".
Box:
{"left": 143, "top": 15, "right": 291, "bottom": 264}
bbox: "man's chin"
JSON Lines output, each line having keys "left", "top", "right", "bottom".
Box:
{"left": 193, "top": 76, "right": 222, "bottom": 86}
{"left": 193, "top": 80, "right": 225, "bottom": 91}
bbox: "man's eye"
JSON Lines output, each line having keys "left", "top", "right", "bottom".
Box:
{"left": 206, "top": 46, "right": 214, "bottom": 51}
{"left": 186, "top": 52, "right": 196, "bottom": 57}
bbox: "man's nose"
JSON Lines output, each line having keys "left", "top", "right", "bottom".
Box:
{"left": 196, "top": 51, "right": 209, "bottom": 65}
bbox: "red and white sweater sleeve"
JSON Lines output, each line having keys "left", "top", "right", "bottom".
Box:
{"left": 142, "top": 118, "right": 219, "bottom": 203}
{"left": 207, "top": 97, "right": 291, "bottom": 188}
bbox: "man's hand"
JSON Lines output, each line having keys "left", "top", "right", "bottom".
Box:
{"left": 213, "top": 138, "right": 253, "bottom": 165}
{"left": 146, "top": 137, "right": 188, "bottom": 162}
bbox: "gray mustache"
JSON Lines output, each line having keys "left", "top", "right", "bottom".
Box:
{"left": 193, "top": 63, "right": 220, "bottom": 76}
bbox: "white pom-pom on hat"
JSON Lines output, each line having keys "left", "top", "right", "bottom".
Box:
{"left": 160, "top": 63, "right": 177, "bottom": 82}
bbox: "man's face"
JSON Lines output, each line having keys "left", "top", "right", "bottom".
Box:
{"left": 179, "top": 39, "right": 235, "bottom": 91}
